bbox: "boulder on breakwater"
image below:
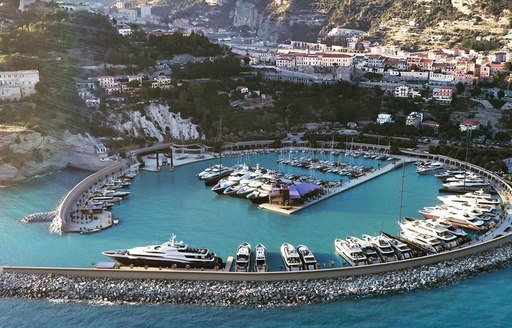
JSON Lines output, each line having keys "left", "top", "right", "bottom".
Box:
{"left": 1, "top": 242, "right": 512, "bottom": 307}
{"left": 21, "top": 211, "right": 57, "bottom": 223}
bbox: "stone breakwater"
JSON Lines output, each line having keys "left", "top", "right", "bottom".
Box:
{"left": 21, "top": 211, "right": 57, "bottom": 223}
{"left": 2, "top": 243, "right": 512, "bottom": 307}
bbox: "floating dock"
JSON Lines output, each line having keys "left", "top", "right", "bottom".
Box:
{"left": 259, "top": 159, "right": 411, "bottom": 215}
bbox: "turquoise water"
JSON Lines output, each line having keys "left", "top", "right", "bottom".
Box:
{"left": 0, "top": 153, "right": 510, "bottom": 326}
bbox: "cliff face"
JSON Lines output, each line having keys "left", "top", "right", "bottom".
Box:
{"left": 109, "top": 103, "right": 203, "bottom": 142}
{"left": 0, "top": 129, "right": 111, "bottom": 185}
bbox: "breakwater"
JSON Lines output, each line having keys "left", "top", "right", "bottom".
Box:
{"left": 2, "top": 242, "right": 512, "bottom": 307}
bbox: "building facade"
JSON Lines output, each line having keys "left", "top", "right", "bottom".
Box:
{"left": 0, "top": 70, "right": 40, "bottom": 101}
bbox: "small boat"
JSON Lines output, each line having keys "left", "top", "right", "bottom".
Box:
{"left": 235, "top": 242, "right": 251, "bottom": 272}
{"left": 296, "top": 245, "right": 319, "bottom": 270}
{"left": 253, "top": 243, "right": 268, "bottom": 272}
{"left": 280, "top": 243, "right": 302, "bottom": 271}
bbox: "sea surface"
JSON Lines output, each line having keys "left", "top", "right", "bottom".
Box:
{"left": 0, "top": 152, "right": 511, "bottom": 327}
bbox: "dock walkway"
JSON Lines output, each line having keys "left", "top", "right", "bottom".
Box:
{"left": 259, "top": 158, "right": 413, "bottom": 215}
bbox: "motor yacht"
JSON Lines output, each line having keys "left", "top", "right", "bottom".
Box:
{"left": 253, "top": 243, "right": 268, "bottom": 273}
{"left": 296, "top": 245, "right": 319, "bottom": 270}
{"left": 400, "top": 218, "right": 459, "bottom": 249}
{"left": 334, "top": 238, "right": 368, "bottom": 266}
{"left": 235, "top": 242, "right": 251, "bottom": 272}
{"left": 399, "top": 223, "right": 445, "bottom": 254}
{"left": 419, "top": 205, "right": 485, "bottom": 231}
{"left": 102, "top": 234, "right": 223, "bottom": 269}
{"left": 346, "top": 236, "right": 382, "bottom": 264}
{"left": 362, "top": 234, "right": 398, "bottom": 262}
{"left": 379, "top": 233, "right": 414, "bottom": 260}
{"left": 416, "top": 162, "right": 445, "bottom": 175}
{"left": 437, "top": 191, "right": 500, "bottom": 209}
{"left": 280, "top": 243, "right": 302, "bottom": 271}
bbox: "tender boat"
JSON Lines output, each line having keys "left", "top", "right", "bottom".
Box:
{"left": 280, "top": 243, "right": 302, "bottom": 271}
{"left": 102, "top": 234, "right": 223, "bottom": 269}
{"left": 235, "top": 242, "right": 251, "bottom": 272}
{"left": 253, "top": 243, "right": 268, "bottom": 272}
{"left": 296, "top": 245, "right": 319, "bottom": 270}
{"left": 334, "top": 238, "right": 368, "bottom": 266}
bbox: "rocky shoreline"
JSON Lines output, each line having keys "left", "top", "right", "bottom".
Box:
{"left": 1, "top": 243, "right": 512, "bottom": 307}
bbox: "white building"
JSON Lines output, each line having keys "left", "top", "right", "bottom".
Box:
{"left": 406, "top": 112, "right": 423, "bottom": 127}
{"left": 0, "top": 70, "right": 40, "bottom": 100}
{"left": 394, "top": 85, "right": 409, "bottom": 98}
{"left": 97, "top": 76, "right": 116, "bottom": 89}
{"left": 117, "top": 25, "right": 132, "bottom": 36}
{"left": 376, "top": 113, "right": 393, "bottom": 125}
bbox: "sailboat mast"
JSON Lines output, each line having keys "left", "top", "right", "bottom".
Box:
{"left": 399, "top": 162, "right": 406, "bottom": 219}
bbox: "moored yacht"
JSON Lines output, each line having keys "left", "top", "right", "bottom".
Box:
{"left": 346, "top": 236, "right": 382, "bottom": 264}
{"left": 362, "top": 234, "right": 398, "bottom": 262}
{"left": 379, "top": 233, "right": 414, "bottom": 260}
{"left": 416, "top": 162, "right": 445, "bottom": 175}
{"left": 253, "top": 243, "right": 268, "bottom": 273}
{"left": 400, "top": 218, "right": 459, "bottom": 249}
{"left": 280, "top": 243, "right": 302, "bottom": 271}
{"left": 235, "top": 242, "right": 251, "bottom": 272}
{"left": 399, "top": 224, "right": 445, "bottom": 254}
{"left": 296, "top": 245, "right": 319, "bottom": 270}
{"left": 102, "top": 234, "right": 223, "bottom": 269}
{"left": 334, "top": 238, "right": 368, "bottom": 266}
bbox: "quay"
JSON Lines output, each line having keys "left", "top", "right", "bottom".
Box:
{"left": 259, "top": 158, "right": 413, "bottom": 215}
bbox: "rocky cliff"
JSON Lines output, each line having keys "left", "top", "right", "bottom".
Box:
{"left": 108, "top": 103, "right": 203, "bottom": 142}
{"left": 0, "top": 127, "right": 112, "bottom": 185}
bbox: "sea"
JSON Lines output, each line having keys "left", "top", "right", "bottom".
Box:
{"left": 0, "top": 152, "right": 511, "bottom": 327}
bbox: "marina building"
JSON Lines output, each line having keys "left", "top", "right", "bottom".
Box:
{"left": 0, "top": 70, "right": 39, "bottom": 101}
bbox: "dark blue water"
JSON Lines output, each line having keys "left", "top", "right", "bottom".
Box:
{"left": 0, "top": 154, "right": 510, "bottom": 327}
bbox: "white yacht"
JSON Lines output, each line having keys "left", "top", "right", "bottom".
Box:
{"left": 253, "top": 243, "right": 268, "bottom": 273}
{"left": 296, "top": 245, "right": 319, "bottom": 270}
{"left": 362, "top": 234, "right": 398, "bottom": 262}
{"left": 280, "top": 243, "right": 302, "bottom": 271}
{"left": 235, "top": 242, "right": 251, "bottom": 272}
{"left": 334, "top": 238, "right": 368, "bottom": 266}
{"left": 400, "top": 218, "right": 459, "bottom": 249}
{"left": 102, "top": 234, "right": 223, "bottom": 269}
{"left": 399, "top": 228, "right": 444, "bottom": 254}
{"left": 346, "top": 236, "right": 382, "bottom": 264}
{"left": 442, "top": 178, "right": 490, "bottom": 191}
{"left": 416, "top": 162, "right": 445, "bottom": 175}
{"left": 379, "top": 233, "right": 414, "bottom": 260}
{"left": 438, "top": 191, "right": 500, "bottom": 209}
{"left": 419, "top": 205, "right": 485, "bottom": 231}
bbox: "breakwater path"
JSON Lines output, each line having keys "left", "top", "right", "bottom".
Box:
{"left": 2, "top": 241, "right": 512, "bottom": 307}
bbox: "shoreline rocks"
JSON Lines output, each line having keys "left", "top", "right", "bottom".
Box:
{"left": 2, "top": 243, "right": 512, "bottom": 307}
